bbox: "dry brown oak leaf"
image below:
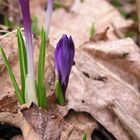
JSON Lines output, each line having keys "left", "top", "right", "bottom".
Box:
{"left": 59, "top": 38, "right": 140, "bottom": 140}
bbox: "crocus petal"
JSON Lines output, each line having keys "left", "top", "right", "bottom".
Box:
{"left": 19, "top": 0, "right": 34, "bottom": 80}
{"left": 55, "top": 34, "right": 75, "bottom": 95}
{"left": 46, "top": 0, "right": 54, "bottom": 38}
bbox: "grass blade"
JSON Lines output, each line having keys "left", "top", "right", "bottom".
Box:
{"left": 17, "top": 27, "right": 28, "bottom": 101}
{"left": 0, "top": 46, "right": 24, "bottom": 104}
{"left": 38, "top": 27, "right": 47, "bottom": 108}
{"left": 55, "top": 80, "right": 65, "bottom": 105}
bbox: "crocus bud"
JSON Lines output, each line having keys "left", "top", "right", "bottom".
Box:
{"left": 55, "top": 34, "right": 75, "bottom": 102}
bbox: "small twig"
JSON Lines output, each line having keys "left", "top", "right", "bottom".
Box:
{"left": 0, "top": 24, "right": 9, "bottom": 30}
{"left": 0, "top": 28, "right": 24, "bottom": 40}
{"left": 111, "top": 22, "right": 125, "bottom": 39}
{"left": 0, "top": 30, "right": 9, "bottom": 33}
{"left": 136, "top": 0, "right": 140, "bottom": 45}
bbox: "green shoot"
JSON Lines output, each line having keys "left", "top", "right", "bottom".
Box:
{"left": 111, "top": 0, "right": 121, "bottom": 7}
{"left": 54, "top": 0, "right": 65, "bottom": 10}
{"left": 82, "top": 133, "right": 87, "bottom": 140}
{"left": 32, "top": 16, "right": 39, "bottom": 35}
{"left": 89, "top": 23, "right": 96, "bottom": 40}
{"left": 38, "top": 27, "right": 47, "bottom": 108}
{"left": 4, "top": 16, "right": 13, "bottom": 29}
{"left": 0, "top": 46, "right": 24, "bottom": 104}
{"left": 120, "top": 10, "right": 128, "bottom": 18}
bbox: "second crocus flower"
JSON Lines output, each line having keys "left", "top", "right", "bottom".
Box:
{"left": 46, "top": 0, "right": 54, "bottom": 38}
{"left": 19, "top": 0, "right": 37, "bottom": 104}
{"left": 55, "top": 34, "right": 75, "bottom": 105}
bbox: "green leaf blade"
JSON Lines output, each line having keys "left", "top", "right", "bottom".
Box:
{"left": 38, "top": 27, "right": 47, "bottom": 108}
{"left": 0, "top": 46, "right": 24, "bottom": 104}
{"left": 17, "top": 27, "right": 28, "bottom": 101}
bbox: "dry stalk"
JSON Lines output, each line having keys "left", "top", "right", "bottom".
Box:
{"left": 136, "top": 0, "right": 140, "bottom": 45}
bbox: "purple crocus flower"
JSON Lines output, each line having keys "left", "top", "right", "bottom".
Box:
{"left": 55, "top": 34, "right": 75, "bottom": 97}
{"left": 19, "top": 0, "right": 34, "bottom": 79}
{"left": 19, "top": 0, "right": 37, "bottom": 104}
{"left": 46, "top": 0, "right": 54, "bottom": 38}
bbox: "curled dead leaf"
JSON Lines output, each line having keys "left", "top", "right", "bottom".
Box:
{"left": 61, "top": 38, "right": 140, "bottom": 140}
